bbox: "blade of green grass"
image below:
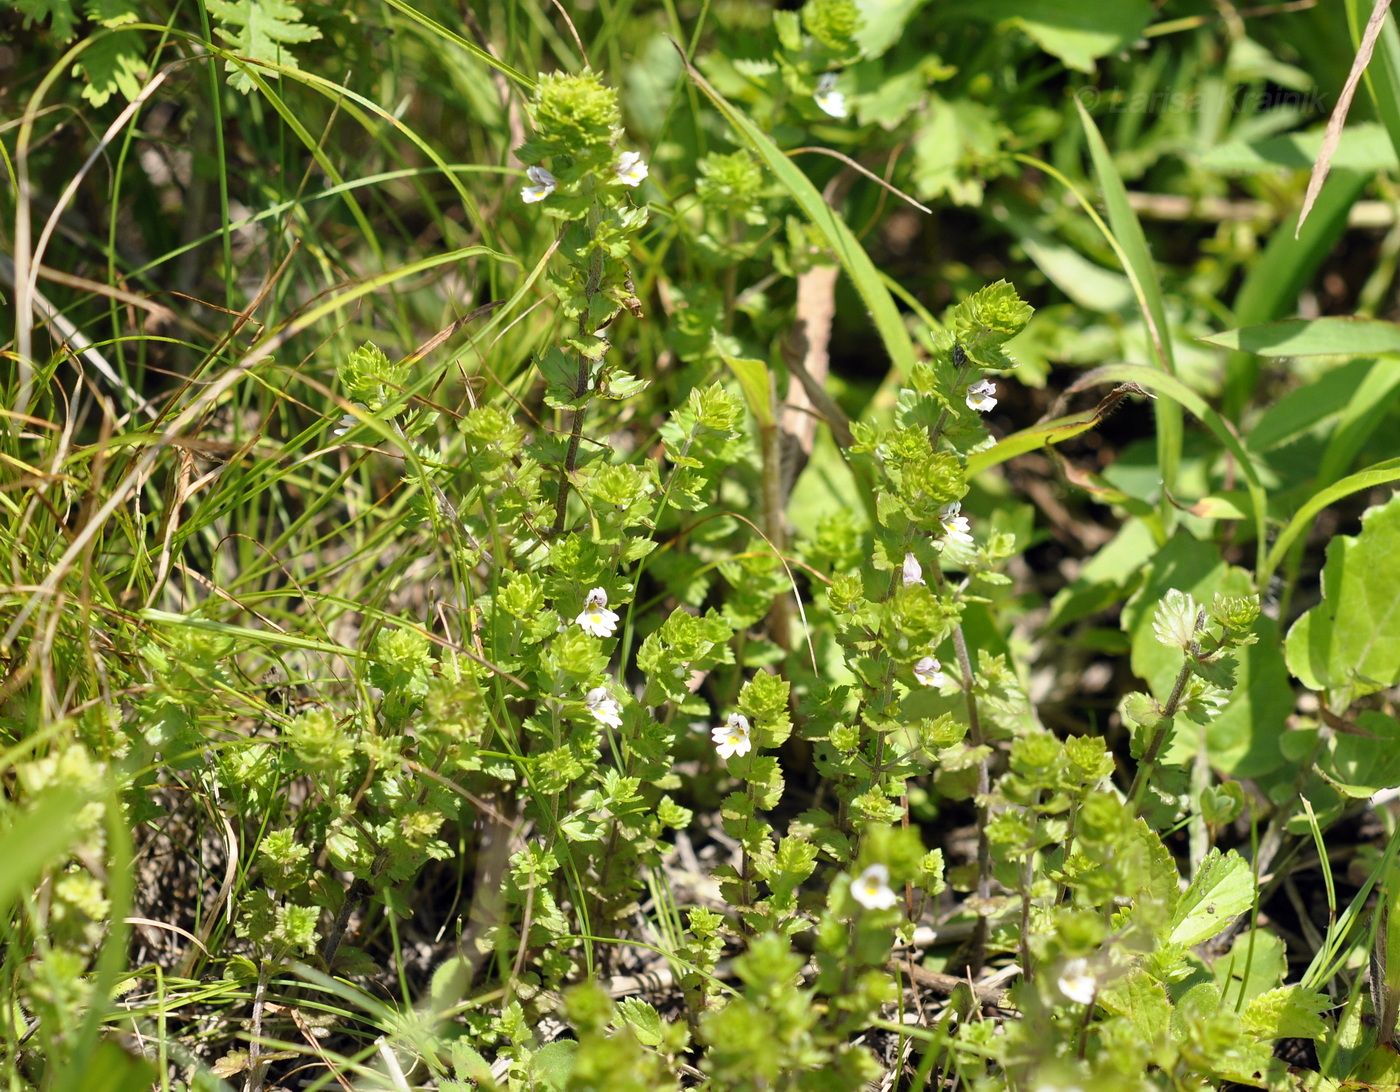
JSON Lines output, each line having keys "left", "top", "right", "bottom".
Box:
{"left": 1069, "top": 364, "right": 1268, "bottom": 574}
{"left": 1075, "top": 100, "right": 1183, "bottom": 515}
{"left": 379, "top": 0, "right": 535, "bottom": 90}
{"left": 1222, "top": 170, "right": 1369, "bottom": 417}
{"left": 1203, "top": 316, "right": 1400, "bottom": 355}
{"left": 1260, "top": 456, "right": 1400, "bottom": 583}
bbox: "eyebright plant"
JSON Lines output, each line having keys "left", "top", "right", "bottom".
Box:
{"left": 9, "top": 3, "right": 1400, "bottom": 1090}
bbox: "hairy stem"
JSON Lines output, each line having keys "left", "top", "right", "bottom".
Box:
{"left": 551, "top": 204, "right": 605, "bottom": 536}
{"left": 1127, "top": 625, "right": 1200, "bottom": 813}
{"left": 953, "top": 623, "right": 992, "bottom": 975}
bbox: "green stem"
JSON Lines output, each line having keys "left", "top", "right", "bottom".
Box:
{"left": 952, "top": 621, "right": 992, "bottom": 975}
{"left": 1127, "top": 654, "right": 1195, "bottom": 814}
{"left": 551, "top": 202, "right": 605, "bottom": 536}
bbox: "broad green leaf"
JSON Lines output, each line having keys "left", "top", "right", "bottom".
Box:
{"left": 1169, "top": 848, "right": 1255, "bottom": 947}
{"left": 1200, "top": 121, "right": 1398, "bottom": 175}
{"left": 1246, "top": 358, "right": 1381, "bottom": 452}
{"left": 854, "top": 0, "right": 928, "bottom": 57}
{"left": 724, "top": 355, "right": 775, "bottom": 428}
{"left": 1285, "top": 493, "right": 1400, "bottom": 701}
{"left": 1352, "top": 1046, "right": 1400, "bottom": 1085}
{"left": 1045, "top": 517, "right": 1153, "bottom": 631}
{"left": 1123, "top": 532, "right": 1290, "bottom": 778}
{"left": 0, "top": 789, "right": 86, "bottom": 918}
{"left": 1241, "top": 985, "right": 1330, "bottom": 1040}
{"left": 427, "top": 955, "right": 471, "bottom": 1015}
{"left": 529, "top": 1040, "right": 578, "bottom": 1090}
{"left": 450, "top": 1042, "right": 494, "bottom": 1082}
{"left": 1317, "top": 358, "right": 1400, "bottom": 485}
{"left": 1215, "top": 929, "right": 1287, "bottom": 1008}
{"left": 1204, "top": 317, "right": 1400, "bottom": 357}
{"left": 682, "top": 55, "right": 918, "bottom": 378}
{"left": 912, "top": 96, "right": 1002, "bottom": 205}
{"left": 1325, "top": 712, "right": 1400, "bottom": 798}
{"left": 954, "top": 0, "right": 1153, "bottom": 72}
{"left": 1007, "top": 210, "right": 1135, "bottom": 313}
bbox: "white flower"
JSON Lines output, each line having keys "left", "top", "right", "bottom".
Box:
{"left": 521, "top": 165, "right": 557, "bottom": 204}
{"left": 901, "top": 551, "right": 924, "bottom": 587}
{"left": 851, "top": 863, "right": 897, "bottom": 910}
{"left": 585, "top": 686, "right": 623, "bottom": 729}
{"left": 814, "top": 73, "right": 848, "bottom": 119}
{"left": 913, "top": 656, "right": 947, "bottom": 688}
{"left": 615, "top": 151, "right": 648, "bottom": 187}
{"left": 331, "top": 402, "right": 368, "bottom": 438}
{"left": 1152, "top": 588, "right": 1200, "bottom": 650}
{"left": 939, "top": 502, "right": 973, "bottom": 547}
{"left": 966, "top": 378, "right": 998, "bottom": 413}
{"left": 575, "top": 587, "right": 619, "bottom": 638}
{"left": 711, "top": 712, "right": 751, "bottom": 760}
{"left": 1057, "top": 958, "right": 1097, "bottom": 1005}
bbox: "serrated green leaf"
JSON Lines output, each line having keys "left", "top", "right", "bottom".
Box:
{"left": 1122, "top": 532, "right": 1290, "bottom": 778}
{"left": 206, "top": 0, "right": 322, "bottom": 94}
{"left": 0, "top": 788, "right": 86, "bottom": 919}
{"left": 1215, "top": 928, "right": 1287, "bottom": 1008}
{"left": 15, "top": 0, "right": 79, "bottom": 39}
{"left": 1241, "top": 985, "right": 1330, "bottom": 1040}
{"left": 76, "top": 28, "right": 149, "bottom": 107}
{"left": 617, "top": 997, "right": 665, "bottom": 1047}
{"left": 854, "top": 0, "right": 928, "bottom": 57}
{"left": 1169, "top": 848, "right": 1255, "bottom": 947}
{"left": 1098, "top": 969, "right": 1172, "bottom": 1043}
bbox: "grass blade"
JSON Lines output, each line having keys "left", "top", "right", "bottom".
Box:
{"left": 1074, "top": 102, "right": 1183, "bottom": 510}
{"left": 1261, "top": 456, "right": 1400, "bottom": 583}
{"left": 1203, "top": 316, "right": 1400, "bottom": 356}
{"left": 1222, "top": 170, "right": 1369, "bottom": 417}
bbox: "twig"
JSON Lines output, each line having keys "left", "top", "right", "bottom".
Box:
{"left": 892, "top": 961, "right": 1012, "bottom": 1009}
